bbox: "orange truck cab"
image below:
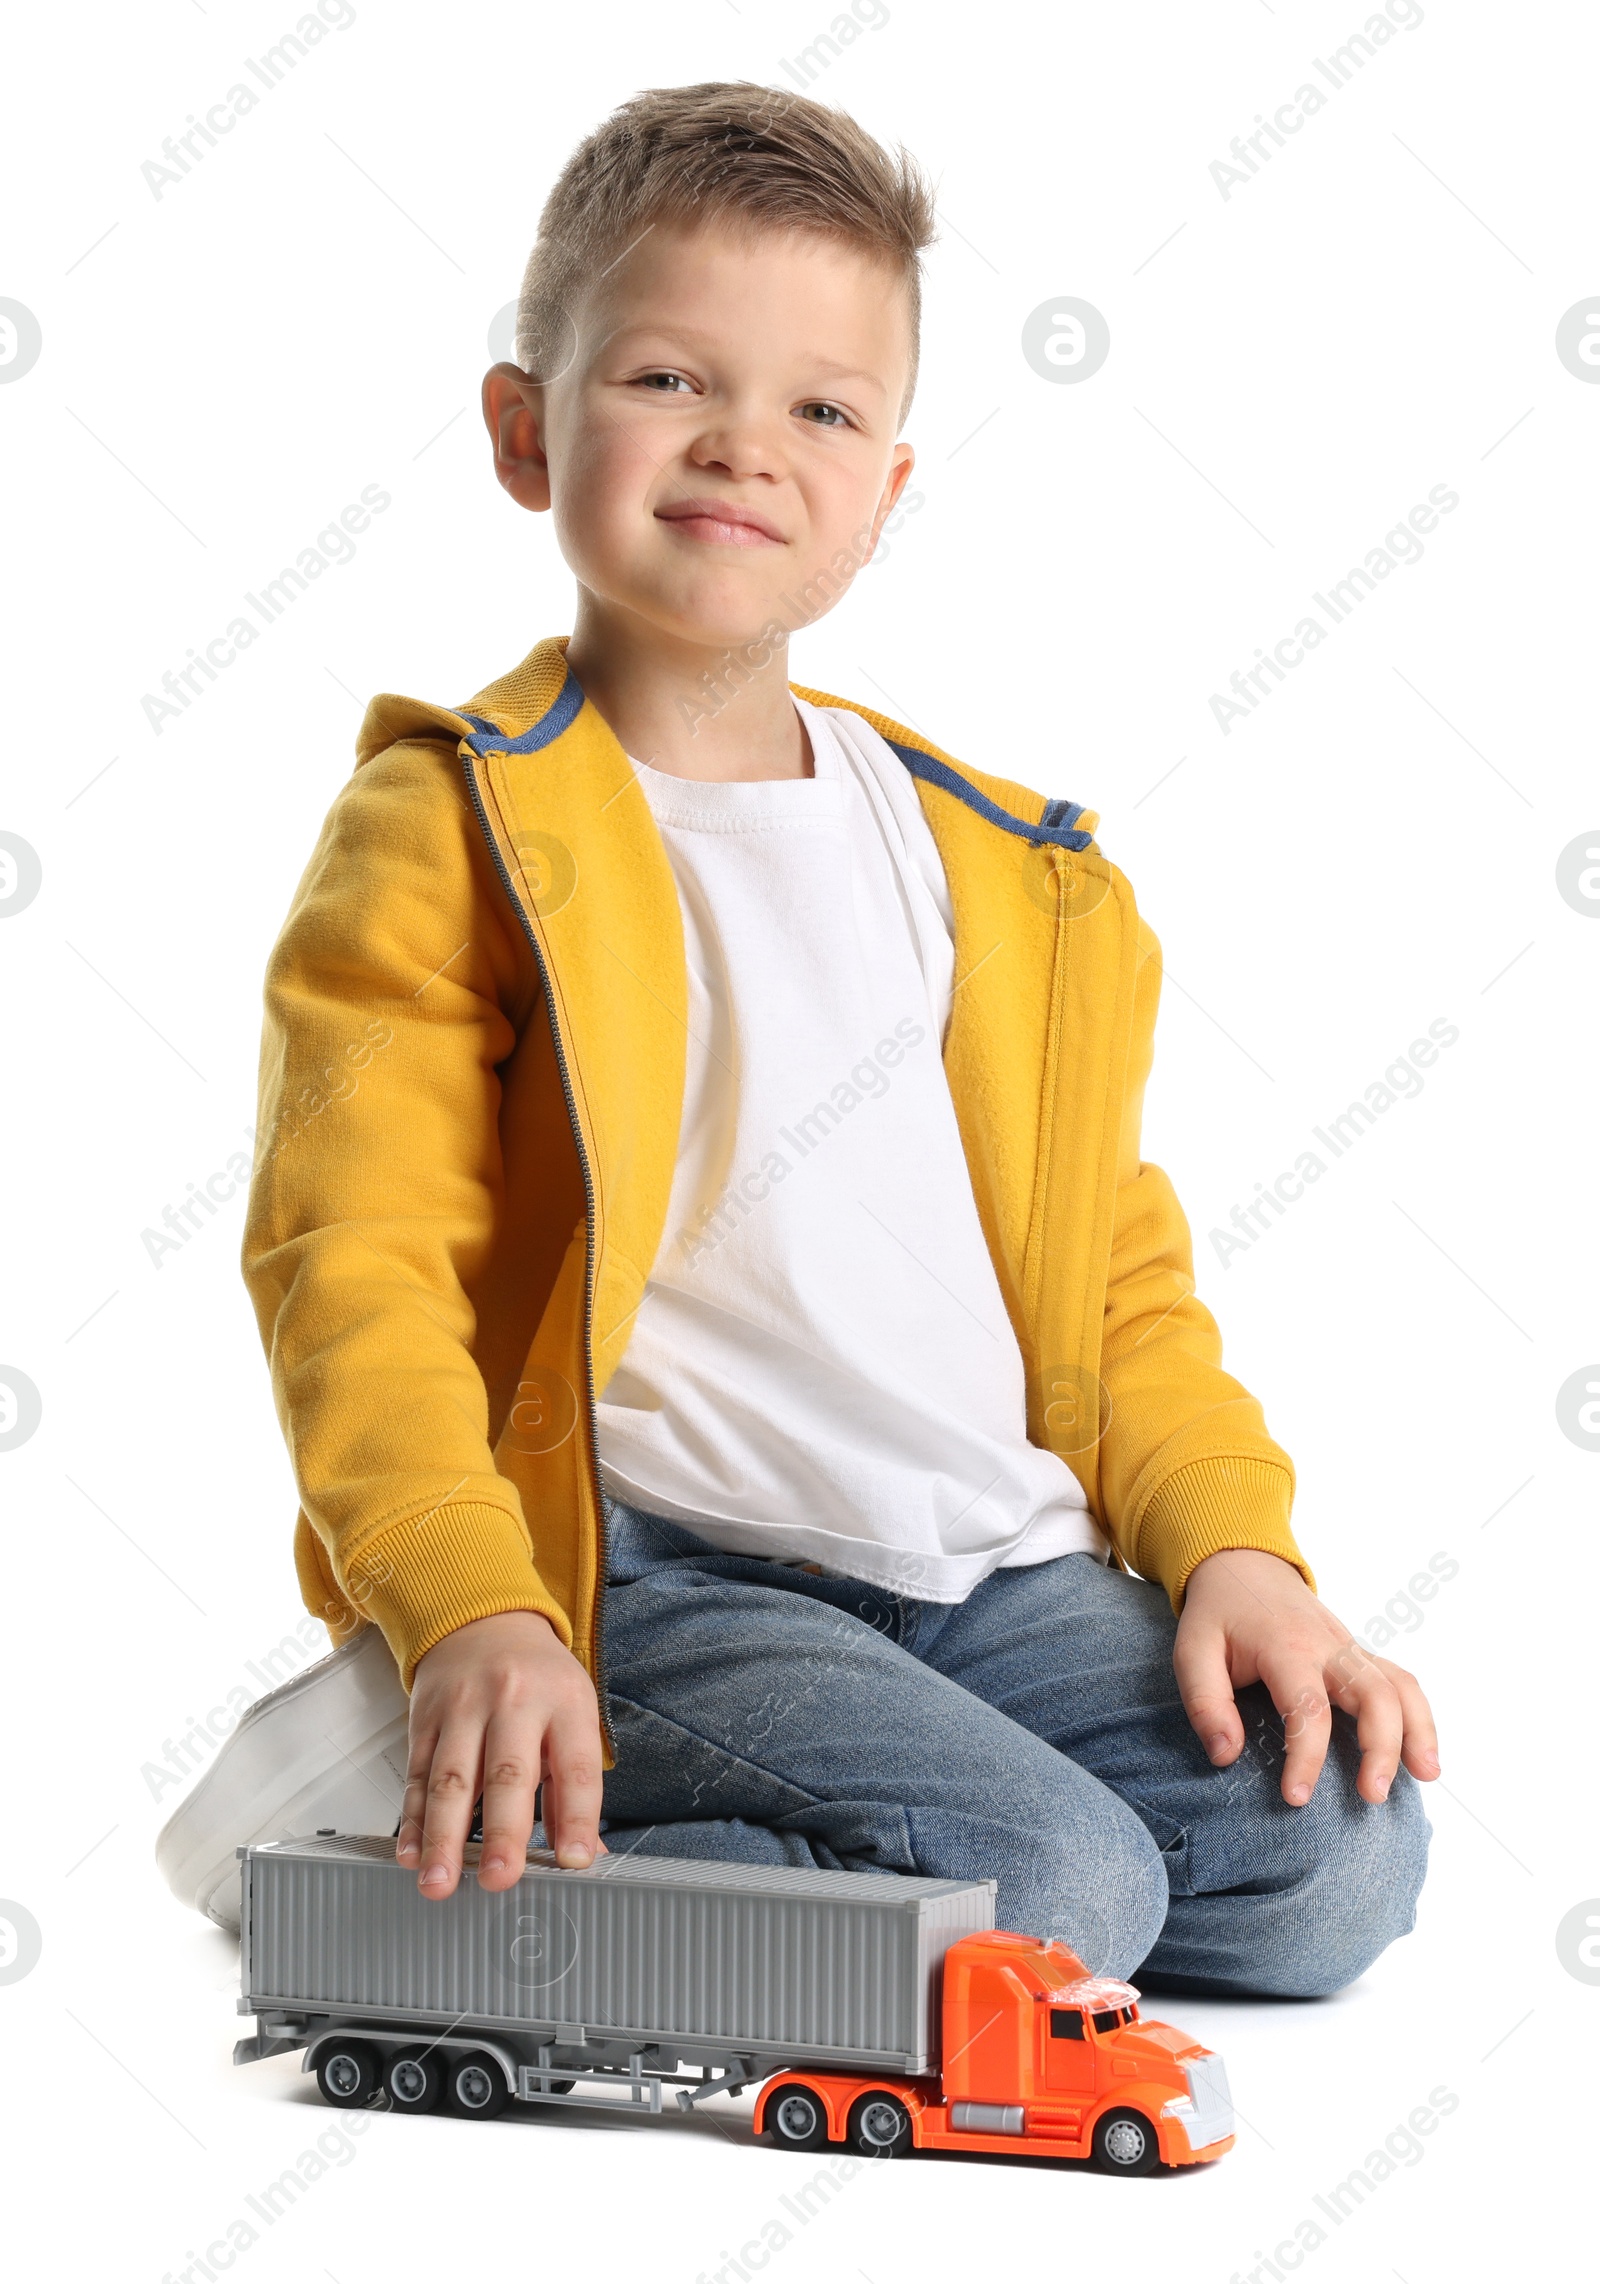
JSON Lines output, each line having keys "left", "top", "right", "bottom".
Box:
{"left": 753, "top": 1930, "right": 1235, "bottom": 2174}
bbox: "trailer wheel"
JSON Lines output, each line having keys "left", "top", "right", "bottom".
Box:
{"left": 386, "top": 2047, "right": 444, "bottom": 2115}
{"left": 846, "top": 2092, "right": 912, "bottom": 2158}
{"left": 767, "top": 2085, "right": 829, "bottom": 2151}
{"left": 444, "top": 2051, "right": 512, "bottom": 2121}
{"left": 316, "top": 2041, "right": 378, "bottom": 2109}
{"left": 1092, "top": 2108, "right": 1162, "bottom": 2176}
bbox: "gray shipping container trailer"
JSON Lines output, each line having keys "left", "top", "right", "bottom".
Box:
{"left": 237, "top": 1837, "right": 995, "bottom": 2116}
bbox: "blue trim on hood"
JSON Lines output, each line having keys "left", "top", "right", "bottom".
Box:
{"left": 459, "top": 670, "right": 1094, "bottom": 852}
{"left": 888, "top": 742, "right": 1094, "bottom": 853}
{"left": 459, "top": 669, "right": 584, "bottom": 756}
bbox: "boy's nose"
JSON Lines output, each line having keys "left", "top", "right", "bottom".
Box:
{"left": 687, "top": 412, "right": 790, "bottom": 484}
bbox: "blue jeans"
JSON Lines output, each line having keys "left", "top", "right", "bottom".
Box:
{"left": 596, "top": 1500, "right": 1430, "bottom": 1998}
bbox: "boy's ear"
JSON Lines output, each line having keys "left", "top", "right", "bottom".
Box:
{"left": 868, "top": 440, "right": 916, "bottom": 544}
{"left": 482, "top": 363, "right": 552, "bottom": 512}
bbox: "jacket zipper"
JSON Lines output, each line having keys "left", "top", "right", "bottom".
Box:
{"left": 1022, "top": 846, "right": 1072, "bottom": 1331}
{"left": 457, "top": 747, "right": 615, "bottom": 1760}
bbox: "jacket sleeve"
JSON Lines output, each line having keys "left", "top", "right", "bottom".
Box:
{"left": 1094, "top": 914, "right": 1315, "bottom": 1611}
{"left": 241, "top": 740, "right": 570, "bottom": 1689}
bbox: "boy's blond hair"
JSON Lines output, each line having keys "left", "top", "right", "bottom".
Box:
{"left": 516, "top": 80, "right": 938, "bottom": 428}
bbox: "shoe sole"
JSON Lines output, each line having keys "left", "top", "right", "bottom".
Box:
{"left": 155, "top": 1624, "right": 410, "bottom": 1932}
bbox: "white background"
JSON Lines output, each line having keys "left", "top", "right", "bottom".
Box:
{"left": 1, "top": 1, "right": 1595, "bottom": 2277}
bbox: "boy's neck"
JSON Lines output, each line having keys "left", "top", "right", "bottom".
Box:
{"left": 565, "top": 601, "right": 814, "bottom": 783}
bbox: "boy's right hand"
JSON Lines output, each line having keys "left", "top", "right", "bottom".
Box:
{"left": 398, "top": 1610, "right": 606, "bottom": 1898}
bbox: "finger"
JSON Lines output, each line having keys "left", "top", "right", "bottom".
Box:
{"left": 1172, "top": 1623, "right": 1246, "bottom": 1766}
{"left": 416, "top": 1717, "right": 485, "bottom": 1899}
{"left": 1258, "top": 1656, "right": 1332, "bottom": 1805}
{"left": 540, "top": 1704, "right": 605, "bottom": 1869}
{"left": 1390, "top": 1666, "right": 1441, "bottom": 1781}
{"left": 396, "top": 1708, "right": 440, "bottom": 1867}
{"left": 476, "top": 1707, "right": 543, "bottom": 1890}
{"left": 1342, "top": 1664, "right": 1405, "bottom": 1804}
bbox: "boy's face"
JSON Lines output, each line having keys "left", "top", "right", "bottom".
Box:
{"left": 483, "top": 218, "right": 916, "bottom": 651}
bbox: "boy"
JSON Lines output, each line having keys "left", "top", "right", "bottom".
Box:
{"left": 159, "top": 83, "right": 1436, "bottom": 1993}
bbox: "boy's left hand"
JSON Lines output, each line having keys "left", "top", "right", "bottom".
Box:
{"left": 1173, "top": 1548, "right": 1441, "bottom": 1807}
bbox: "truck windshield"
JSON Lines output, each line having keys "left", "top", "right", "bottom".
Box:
{"left": 1052, "top": 2002, "right": 1138, "bottom": 2038}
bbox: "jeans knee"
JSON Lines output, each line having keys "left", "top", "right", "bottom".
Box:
{"left": 1013, "top": 1796, "right": 1168, "bottom": 1981}
{"left": 1263, "top": 1769, "right": 1433, "bottom": 1998}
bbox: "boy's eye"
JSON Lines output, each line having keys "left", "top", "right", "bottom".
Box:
{"left": 635, "top": 371, "right": 694, "bottom": 393}
{"left": 798, "top": 402, "right": 849, "bottom": 428}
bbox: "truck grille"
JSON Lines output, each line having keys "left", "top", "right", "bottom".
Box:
{"left": 1181, "top": 2053, "right": 1234, "bottom": 2149}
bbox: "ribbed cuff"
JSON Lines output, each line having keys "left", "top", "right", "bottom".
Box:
{"left": 344, "top": 1499, "right": 573, "bottom": 1691}
{"left": 1133, "top": 1455, "right": 1312, "bottom": 1613}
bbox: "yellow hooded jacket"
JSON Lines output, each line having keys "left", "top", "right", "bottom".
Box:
{"left": 242, "top": 635, "right": 1309, "bottom": 1756}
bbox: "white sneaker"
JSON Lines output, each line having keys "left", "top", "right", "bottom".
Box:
{"left": 155, "top": 1624, "right": 410, "bottom": 1932}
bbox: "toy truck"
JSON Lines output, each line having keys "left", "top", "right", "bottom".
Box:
{"left": 235, "top": 1835, "right": 1233, "bottom": 2174}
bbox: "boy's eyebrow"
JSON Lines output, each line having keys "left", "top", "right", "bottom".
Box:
{"left": 807, "top": 355, "right": 889, "bottom": 395}
{"left": 607, "top": 322, "right": 889, "bottom": 399}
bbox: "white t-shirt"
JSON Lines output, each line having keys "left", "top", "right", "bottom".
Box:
{"left": 593, "top": 695, "right": 1109, "bottom": 1600}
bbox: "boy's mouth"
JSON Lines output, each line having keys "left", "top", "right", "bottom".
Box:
{"left": 656, "top": 495, "right": 784, "bottom": 548}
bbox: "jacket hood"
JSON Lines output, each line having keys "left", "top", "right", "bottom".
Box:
{"left": 352, "top": 633, "right": 1101, "bottom": 853}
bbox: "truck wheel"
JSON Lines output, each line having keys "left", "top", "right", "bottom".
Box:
{"left": 316, "top": 2041, "right": 378, "bottom": 2109}
{"left": 1093, "top": 2108, "right": 1161, "bottom": 2176}
{"left": 386, "top": 2047, "right": 443, "bottom": 2114}
{"left": 846, "top": 2092, "right": 912, "bottom": 2158}
{"left": 444, "top": 2051, "right": 511, "bottom": 2121}
{"left": 767, "top": 2085, "right": 829, "bottom": 2151}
